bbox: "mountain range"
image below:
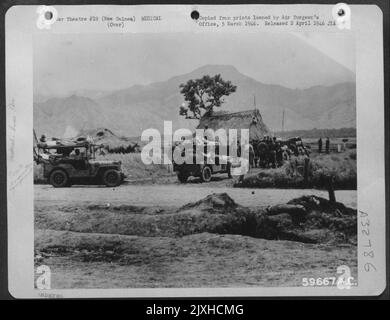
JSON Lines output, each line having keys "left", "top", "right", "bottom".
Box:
{"left": 34, "top": 64, "right": 356, "bottom": 138}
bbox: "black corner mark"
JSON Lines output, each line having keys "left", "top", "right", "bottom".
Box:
{"left": 191, "top": 10, "right": 199, "bottom": 20}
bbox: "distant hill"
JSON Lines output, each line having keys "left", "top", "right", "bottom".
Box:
{"left": 34, "top": 95, "right": 110, "bottom": 139}
{"left": 34, "top": 65, "right": 356, "bottom": 138}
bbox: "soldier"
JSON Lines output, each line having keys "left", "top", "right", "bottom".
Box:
{"left": 204, "top": 125, "right": 215, "bottom": 142}
{"left": 325, "top": 137, "right": 330, "bottom": 154}
{"left": 275, "top": 140, "right": 284, "bottom": 166}
{"left": 281, "top": 143, "right": 290, "bottom": 161}
{"left": 252, "top": 140, "right": 260, "bottom": 168}
{"left": 257, "top": 140, "right": 268, "bottom": 168}
{"left": 296, "top": 137, "right": 305, "bottom": 155}
{"left": 270, "top": 147, "right": 277, "bottom": 168}
{"left": 318, "top": 137, "right": 322, "bottom": 153}
{"left": 73, "top": 148, "right": 83, "bottom": 160}
{"left": 236, "top": 139, "right": 241, "bottom": 157}
{"left": 248, "top": 143, "right": 255, "bottom": 168}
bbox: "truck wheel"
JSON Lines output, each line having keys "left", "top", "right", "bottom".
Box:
{"left": 177, "top": 172, "right": 188, "bottom": 183}
{"left": 227, "top": 162, "right": 232, "bottom": 178}
{"left": 201, "top": 166, "right": 212, "bottom": 182}
{"left": 49, "top": 170, "right": 69, "bottom": 188}
{"left": 103, "top": 169, "right": 121, "bottom": 187}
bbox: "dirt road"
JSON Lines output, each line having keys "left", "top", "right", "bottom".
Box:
{"left": 35, "top": 184, "right": 357, "bottom": 289}
{"left": 34, "top": 183, "right": 357, "bottom": 209}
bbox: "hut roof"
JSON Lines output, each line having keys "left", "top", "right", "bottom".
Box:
{"left": 197, "top": 109, "right": 270, "bottom": 141}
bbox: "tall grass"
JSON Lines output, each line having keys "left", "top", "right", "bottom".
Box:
{"left": 95, "top": 153, "right": 174, "bottom": 181}
{"left": 239, "top": 149, "right": 357, "bottom": 190}
{"left": 309, "top": 150, "right": 357, "bottom": 189}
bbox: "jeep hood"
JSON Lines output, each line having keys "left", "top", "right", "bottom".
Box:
{"left": 89, "top": 160, "right": 121, "bottom": 166}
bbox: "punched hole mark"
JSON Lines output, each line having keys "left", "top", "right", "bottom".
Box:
{"left": 45, "top": 10, "right": 53, "bottom": 20}
{"left": 191, "top": 10, "right": 200, "bottom": 20}
{"left": 337, "top": 8, "right": 345, "bottom": 17}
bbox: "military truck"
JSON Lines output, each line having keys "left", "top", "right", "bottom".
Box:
{"left": 172, "top": 142, "right": 232, "bottom": 183}
{"left": 34, "top": 140, "right": 125, "bottom": 187}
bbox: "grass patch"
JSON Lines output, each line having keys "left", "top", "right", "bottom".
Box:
{"left": 95, "top": 153, "right": 173, "bottom": 181}
{"left": 239, "top": 150, "right": 357, "bottom": 190}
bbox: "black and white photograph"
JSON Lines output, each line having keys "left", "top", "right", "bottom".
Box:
{"left": 4, "top": 4, "right": 386, "bottom": 298}
{"left": 32, "top": 30, "right": 359, "bottom": 289}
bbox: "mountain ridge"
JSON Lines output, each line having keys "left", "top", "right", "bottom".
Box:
{"left": 34, "top": 64, "right": 356, "bottom": 138}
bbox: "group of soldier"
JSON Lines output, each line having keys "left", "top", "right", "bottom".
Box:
{"left": 37, "top": 134, "right": 85, "bottom": 161}
{"left": 317, "top": 137, "right": 330, "bottom": 154}
{"left": 249, "top": 136, "right": 332, "bottom": 168}
{"left": 250, "top": 136, "right": 310, "bottom": 169}
{"left": 174, "top": 125, "right": 334, "bottom": 171}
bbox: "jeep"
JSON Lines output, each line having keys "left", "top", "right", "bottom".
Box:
{"left": 35, "top": 141, "right": 125, "bottom": 187}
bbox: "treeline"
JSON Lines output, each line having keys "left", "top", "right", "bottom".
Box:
{"left": 276, "top": 128, "right": 356, "bottom": 139}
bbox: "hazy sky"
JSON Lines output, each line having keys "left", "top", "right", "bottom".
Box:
{"left": 34, "top": 32, "right": 355, "bottom": 96}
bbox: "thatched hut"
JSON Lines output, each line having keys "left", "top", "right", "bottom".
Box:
{"left": 197, "top": 109, "right": 270, "bottom": 141}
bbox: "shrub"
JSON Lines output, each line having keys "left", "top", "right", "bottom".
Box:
{"left": 239, "top": 150, "right": 357, "bottom": 190}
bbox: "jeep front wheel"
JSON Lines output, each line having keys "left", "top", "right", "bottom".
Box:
{"left": 227, "top": 162, "right": 232, "bottom": 178}
{"left": 103, "top": 169, "right": 121, "bottom": 187}
{"left": 49, "top": 170, "right": 69, "bottom": 188}
{"left": 177, "top": 171, "right": 188, "bottom": 183}
{"left": 200, "top": 166, "right": 212, "bottom": 182}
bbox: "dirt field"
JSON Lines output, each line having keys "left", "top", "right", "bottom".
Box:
{"left": 35, "top": 183, "right": 357, "bottom": 289}
{"left": 35, "top": 230, "right": 356, "bottom": 288}
{"left": 35, "top": 183, "right": 357, "bottom": 209}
